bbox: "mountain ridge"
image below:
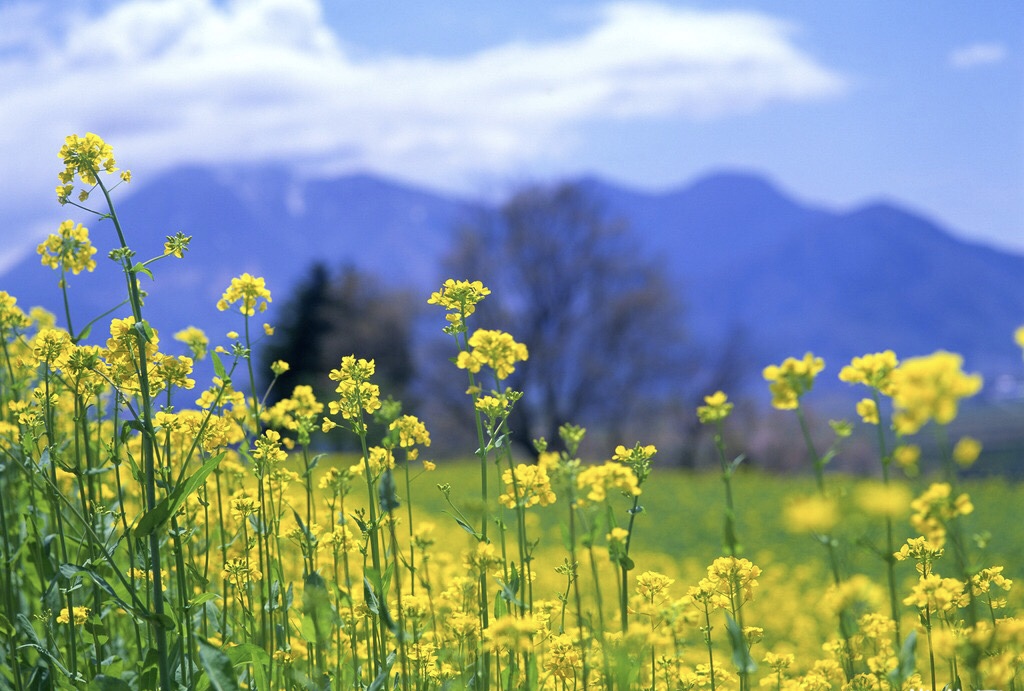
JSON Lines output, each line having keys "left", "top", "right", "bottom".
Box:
{"left": 3, "top": 165, "right": 1022, "bottom": 391}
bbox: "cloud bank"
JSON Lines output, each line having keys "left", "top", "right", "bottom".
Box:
{"left": 0, "top": 0, "right": 845, "bottom": 246}
{"left": 948, "top": 42, "right": 1008, "bottom": 69}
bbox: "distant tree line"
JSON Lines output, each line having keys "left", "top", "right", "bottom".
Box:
{"left": 262, "top": 180, "right": 748, "bottom": 461}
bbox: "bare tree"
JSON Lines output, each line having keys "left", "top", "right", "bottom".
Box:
{"left": 445, "top": 182, "right": 687, "bottom": 453}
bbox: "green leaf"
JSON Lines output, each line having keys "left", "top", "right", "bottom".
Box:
{"left": 197, "top": 638, "right": 240, "bottom": 691}
{"left": 302, "top": 573, "right": 335, "bottom": 645}
{"left": 378, "top": 468, "right": 400, "bottom": 513}
{"left": 88, "top": 675, "right": 132, "bottom": 691}
{"left": 494, "top": 589, "right": 507, "bottom": 619}
{"left": 366, "top": 652, "right": 396, "bottom": 691}
{"left": 725, "top": 613, "right": 757, "bottom": 674}
{"left": 445, "top": 512, "right": 483, "bottom": 540}
{"left": 942, "top": 677, "right": 962, "bottom": 691}
{"left": 130, "top": 263, "right": 154, "bottom": 280}
{"left": 59, "top": 564, "right": 140, "bottom": 616}
{"left": 888, "top": 629, "right": 917, "bottom": 688}
{"left": 135, "top": 452, "right": 224, "bottom": 537}
{"left": 211, "top": 350, "right": 227, "bottom": 381}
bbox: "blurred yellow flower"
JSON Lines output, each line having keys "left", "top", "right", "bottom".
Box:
{"left": 889, "top": 351, "right": 981, "bottom": 435}
{"left": 952, "top": 436, "right": 982, "bottom": 467}
{"left": 783, "top": 494, "right": 839, "bottom": 534}
{"left": 697, "top": 390, "right": 733, "bottom": 423}
{"left": 763, "top": 352, "right": 825, "bottom": 409}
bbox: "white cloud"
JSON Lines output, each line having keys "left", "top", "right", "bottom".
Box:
{"left": 0, "top": 0, "right": 845, "bottom": 250}
{"left": 949, "top": 42, "right": 1008, "bottom": 69}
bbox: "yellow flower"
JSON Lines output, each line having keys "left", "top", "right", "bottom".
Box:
{"left": 576, "top": 461, "right": 641, "bottom": 503}
{"left": 889, "top": 351, "right": 981, "bottom": 435}
{"left": 892, "top": 444, "right": 920, "bottom": 473}
{"left": 389, "top": 414, "right": 431, "bottom": 449}
{"left": 162, "top": 231, "right": 191, "bottom": 258}
{"left": 854, "top": 482, "right": 911, "bottom": 519}
{"left": 855, "top": 398, "right": 879, "bottom": 425}
{"left": 57, "top": 132, "right": 117, "bottom": 201}
{"left": 428, "top": 279, "right": 491, "bottom": 331}
{"left": 636, "top": 571, "right": 675, "bottom": 602}
{"left": 262, "top": 323, "right": 274, "bottom": 336}
{"left": 0, "top": 292, "right": 31, "bottom": 332}
{"left": 222, "top": 557, "right": 263, "bottom": 587}
{"left": 37, "top": 220, "right": 97, "bottom": 275}
{"left": 1015, "top": 325, "right": 1024, "bottom": 350}
{"left": 56, "top": 606, "right": 91, "bottom": 626}
{"left": 270, "top": 360, "right": 290, "bottom": 376}
{"left": 952, "top": 436, "right": 982, "bottom": 467}
{"left": 327, "top": 356, "right": 381, "bottom": 427}
{"left": 456, "top": 329, "right": 528, "bottom": 380}
{"left": 903, "top": 574, "right": 969, "bottom": 613}
{"left": 252, "top": 429, "right": 288, "bottom": 465}
{"left": 174, "top": 326, "right": 209, "bottom": 360}
{"left": 909, "top": 483, "right": 973, "bottom": 549}
{"left": 783, "top": 494, "right": 839, "bottom": 534}
{"left": 762, "top": 352, "right": 824, "bottom": 409}
{"left": 697, "top": 390, "right": 733, "bottom": 423}
{"left": 498, "top": 463, "right": 556, "bottom": 509}
{"left": 704, "top": 556, "right": 762, "bottom": 604}
{"left": 839, "top": 351, "right": 898, "bottom": 394}
{"left": 217, "top": 273, "right": 272, "bottom": 316}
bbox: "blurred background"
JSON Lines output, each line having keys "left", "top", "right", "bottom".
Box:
{"left": 1, "top": 0, "right": 1022, "bottom": 471}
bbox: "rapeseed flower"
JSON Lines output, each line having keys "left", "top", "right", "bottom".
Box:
{"left": 889, "top": 351, "right": 981, "bottom": 435}
{"left": 839, "top": 351, "right": 898, "bottom": 394}
{"left": 952, "top": 436, "right": 982, "bottom": 467}
{"left": 217, "top": 273, "right": 272, "bottom": 316}
{"left": 909, "top": 482, "right": 973, "bottom": 549}
{"left": 56, "top": 606, "right": 91, "bottom": 626}
{"left": 783, "top": 494, "right": 839, "bottom": 534}
{"left": 903, "top": 573, "right": 969, "bottom": 613}
{"left": 427, "top": 278, "right": 490, "bottom": 332}
{"left": 174, "top": 326, "right": 208, "bottom": 360}
{"left": 0, "top": 292, "right": 31, "bottom": 332}
{"left": 389, "top": 414, "right": 431, "bottom": 449}
{"left": 892, "top": 444, "right": 921, "bottom": 475}
{"left": 762, "top": 352, "right": 824, "bottom": 409}
{"left": 697, "top": 390, "right": 733, "bottom": 423}
{"left": 854, "top": 481, "right": 911, "bottom": 519}
{"left": 222, "top": 557, "right": 263, "bottom": 587}
{"left": 57, "top": 132, "right": 124, "bottom": 202}
{"left": 855, "top": 398, "right": 879, "bottom": 425}
{"left": 576, "top": 462, "right": 641, "bottom": 503}
{"left": 498, "top": 463, "right": 556, "bottom": 509}
{"left": 456, "top": 329, "right": 528, "bottom": 380}
{"left": 37, "top": 220, "right": 97, "bottom": 276}
{"left": 327, "top": 356, "right": 381, "bottom": 429}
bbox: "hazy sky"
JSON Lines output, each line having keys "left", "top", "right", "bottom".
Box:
{"left": 1, "top": 0, "right": 1020, "bottom": 266}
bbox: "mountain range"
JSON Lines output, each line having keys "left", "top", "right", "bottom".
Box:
{"left": 2, "top": 165, "right": 1023, "bottom": 396}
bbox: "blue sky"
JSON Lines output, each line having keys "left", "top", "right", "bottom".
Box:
{"left": 0, "top": 0, "right": 1020, "bottom": 268}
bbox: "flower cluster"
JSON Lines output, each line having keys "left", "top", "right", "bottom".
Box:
{"left": 838, "top": 350, "right": 898, "bottom": 394}
{"left": 889, "top": 351, "right": 982, "bottom": 435}
{"left": 762, "top": 352, "right": 825, "bottom": 409}
{"left": 696, "top": 390, "right": 733, "bottom": 423}
{"left": 216, "top": 273, "right": 272, "bottom": 316}
{"left": 455, "top": 329, "right": 528, "bottom": 380}
{"left": 427, "top": 279, "right": 491, "bottom": 332}
{"left": 909, "top": 482, "right": 974, "bottom": 549}
{"left": 576, "top": 461, "right": 641, "bottom": 503}
{"left": 325, "top": 356, "right": 381, "bottom": 431}
{"left": 37, "top": 220, "right": 97, "bottom": 276}
{"left": 57, "top": 132, "right": 129, "bottom": 202}
{"left": 498, "top": 463, "right": 556, "bottom": 509}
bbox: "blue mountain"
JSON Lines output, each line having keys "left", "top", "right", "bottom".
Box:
{"left": 3, "top": 165, "right": 1022, "bottom": 390}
